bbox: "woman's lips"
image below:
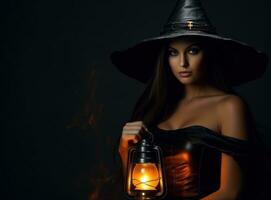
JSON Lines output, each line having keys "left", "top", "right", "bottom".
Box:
{"left": 178, "top": 71, "right": 192, "bottom": 77}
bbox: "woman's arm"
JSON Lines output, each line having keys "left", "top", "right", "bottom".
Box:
{"left": 119, "top": 142, "right": 129, "bottom": 177}
{"left": 201, "top": 95, "right": 249, "bottom": 200}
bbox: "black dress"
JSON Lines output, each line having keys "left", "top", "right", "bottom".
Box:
{"left": 146, "top": 124, "right": 269, "bottom": 200}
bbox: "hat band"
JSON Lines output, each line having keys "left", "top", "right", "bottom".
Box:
{"left": 161, "top": 21, "right": 217, "bottom": 34}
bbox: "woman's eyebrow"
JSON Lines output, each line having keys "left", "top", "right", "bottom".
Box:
{"left": 167, "top": 46, "right": 176, "bottom": 50}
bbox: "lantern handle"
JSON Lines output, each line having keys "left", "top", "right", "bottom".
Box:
{"left": 141, "top": 127, "right": 154, "bottom": 143}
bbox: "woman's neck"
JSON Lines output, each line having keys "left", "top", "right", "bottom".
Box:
{"left": 182, "top": 83, "right": 222, "bottom": 101}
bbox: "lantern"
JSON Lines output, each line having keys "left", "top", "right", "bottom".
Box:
{"left": 125, "top": 131, "right": 167, "bottom": 199}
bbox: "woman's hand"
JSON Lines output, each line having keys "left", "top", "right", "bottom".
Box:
{"left": 119, "top": 121, "right": 149, "bottom": 150}
{"left": 118, "top": 121, "right": 149, "bottom": 176}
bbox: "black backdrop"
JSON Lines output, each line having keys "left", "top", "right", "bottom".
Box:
{"left": 3, "top": 0, "right": 271, "bottom": 199}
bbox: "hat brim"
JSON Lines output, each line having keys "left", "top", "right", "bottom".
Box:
{"left": 110, "top": 31, "right": 268, "bottom": 86}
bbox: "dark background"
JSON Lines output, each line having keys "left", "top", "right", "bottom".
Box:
{"left": 3, "top": 0, "right": 271, "bottom": 199}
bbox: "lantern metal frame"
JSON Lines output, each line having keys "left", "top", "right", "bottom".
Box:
{"left": 125, "top": 130, "right": 167, "bottom": 200}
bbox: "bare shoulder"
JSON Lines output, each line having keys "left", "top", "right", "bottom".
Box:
{"left": 218, "top": 94, "right": 247, "bottom": 111}
{"left": 217, "top": 94, "right": 248, "bottom": 114}
{"left": 216, "top": 94, "right": 249, "bottom": 140}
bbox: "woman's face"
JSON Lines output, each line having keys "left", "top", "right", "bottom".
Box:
{"left": 167, "top": 37, "right": 207, "bottom": 85}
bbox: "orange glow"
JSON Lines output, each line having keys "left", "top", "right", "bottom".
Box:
{"left": 180, "top": 152, "right": 190, "bottom": 161}
{"left": 132, "top": 163, "right": 160, "bottom": 190}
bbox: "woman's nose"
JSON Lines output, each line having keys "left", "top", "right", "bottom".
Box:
{"left": 180, "top": 53, "right": 189, "bottom": 68}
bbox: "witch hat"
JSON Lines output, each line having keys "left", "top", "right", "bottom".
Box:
{"left": 110, "top": 0, "right": 268, "bottom": 86}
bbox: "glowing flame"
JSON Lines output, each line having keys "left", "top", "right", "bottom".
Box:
{"left": 132, "top": 163, "right": 160, "bottom": 190}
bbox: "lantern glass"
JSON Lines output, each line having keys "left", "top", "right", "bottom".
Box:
{"left": 132, "top": 163, "right": 160, "bottom": 190}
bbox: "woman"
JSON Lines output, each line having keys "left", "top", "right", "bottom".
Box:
{"left": 111, "top": 0, "right": 270, "bottom": 199}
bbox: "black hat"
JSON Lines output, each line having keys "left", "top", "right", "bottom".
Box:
{"left": 110, "top": 0, "right": 268, "bottom": 86}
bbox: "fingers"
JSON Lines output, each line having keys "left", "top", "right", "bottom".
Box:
{"left": 120, "top": 121, "right": 149, "bottom": 148}
{"left": 127, "top": 122, "right": 150, "bottom": 139}
{"left": 126, "top": 121, "right": 150, "bottom": 134}
{"left": 123, "top": 121, "right": 148, "bottom": 135}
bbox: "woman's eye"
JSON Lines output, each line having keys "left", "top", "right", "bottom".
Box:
{"left": 187, "top": 47, "right": 201, "bottom": 55}
{"left": 168, "top": 50, "right": 177, "bottom": 56}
